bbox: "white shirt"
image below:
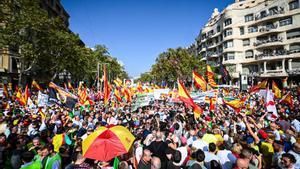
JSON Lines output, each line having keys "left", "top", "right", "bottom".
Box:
{"left": 288, "top": 150, "right": 300, "bottom": 169}
{"left": 291, "top": 119, "right": 300, "bottom": 132}
{"left": 177, "top": 146, "right": 188, "bottom": 166}
{"left": 204, "top": 151, "right": 220, "bottom": 168}
{"left": 217, "top": 150, "right": 237, "bottom": 169}
{"left": 192, "top": 139, "right": 208, "bottom": 151}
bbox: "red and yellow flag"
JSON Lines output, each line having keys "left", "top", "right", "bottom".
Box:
{"left": 78, "top": 88, "right": 88, "bottom": 105}
{"left": 114, "top": 78, "right": 123, "bottom": 87}
{"left": 3, "top": 84, "right": 9, "bottom": 98}
{"left": 32, "top": 80, "right": 42, "bottom": 91}
{"left": 178, "top": 80, "right": 203, "bottom": 118}
{"left": 123, "top": 87, "right": 132, "bottom": 103}
{"left": 114, "top": 88, "right": 122, "bottom": 102}
{"left": 250, "top": 80, "right": 268, "bottom": 93}
{"left": 68, "top": 81, "right": 73, "bottom": 90}
{"left": 223, "top": 99, "right": 245, "bottom": 113}
{"left": 272, "top": 81, "right": 281, "bottom": 99}
{"left": 206, "top": 65, "right": 218, "bottom": 88}
{"left": 193, "top": 71, "right": 207, "bottom": 91}
{"left": 280, "top": 92, "right": 293, "bottom": 108}
{"left": 103, "top": 65, "right": 110, "bottom": 105}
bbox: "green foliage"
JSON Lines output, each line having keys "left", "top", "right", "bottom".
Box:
{"left": 0, "top": 0, "right": 128, "bottom": 84}
{"left": 141, "top": 47, "right": 205, "bottom": 86}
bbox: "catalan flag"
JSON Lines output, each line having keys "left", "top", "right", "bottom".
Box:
{"left": 280, "top": 92, "right": 293, "bottom": 108}
{"left": 272, "top": 81, "right": 281, "bottom": 99}
{"left": 206, "top": 65, "right": 218, "bottom": 88}
{"left": 193, "top": 71, "right": 207, "bottom": 91}
{"left": 114, "top": 78, "right": 123, "bottom": 87}
{"left": 178, "top": 80, "right": 203, "bottom": 118}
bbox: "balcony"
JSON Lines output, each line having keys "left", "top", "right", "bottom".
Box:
{"left": 258, "top": 24, "right": 279, "bottom": 33}
{"left": 254, "top": 36, "right": 283, "bottom": 47}
{"left": 259, "top": 69, "right": 288, "bottom": 77}
{"left": 255, "top": 7, "right": 285, "bottom": 21}
{"left": 255, "top": 49, "right": 300, "bottom": 60}
{"left": 206, "top": 52, "right": 220, "bottom": 58}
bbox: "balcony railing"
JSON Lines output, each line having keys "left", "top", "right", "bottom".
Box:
{"left": 259, "top": 24, "right": 278, "bottom": 33}
{"left": 255, "top": 49, "right": 300, "bottom": 59}
{"left": 253, "top": 36, "right": 283, "bottom": 46}
{"left": 255, "top": 7, "right": 285, "bottom": 21}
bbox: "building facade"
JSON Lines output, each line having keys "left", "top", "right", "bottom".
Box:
{"left": 194, "top": 0, "right": 300, "bottom": 85}
{"left": 0, "top": 0, "right": 70, "bottom": 85}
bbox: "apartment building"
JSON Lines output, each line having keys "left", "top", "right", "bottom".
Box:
{"left": 195, "top": 0, "right": 300, "bottom": 84}
{"left": 0, "top": 0, "right": 70, "bottom": 85}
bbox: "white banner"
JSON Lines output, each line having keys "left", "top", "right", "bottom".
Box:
{"left": 38, "top": 91, "right": 49, "bottom": 107}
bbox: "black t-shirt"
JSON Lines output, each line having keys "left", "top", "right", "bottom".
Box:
{"left": 147, "top": 141, "right": 168, "bottom": 161}
{"left": 167, "top": 161, "right": 182, "bottom": 169}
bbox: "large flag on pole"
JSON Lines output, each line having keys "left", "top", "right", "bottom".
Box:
{"left": 178, "top": 80, "right": 203, "bottom": 118}
{"left": 192, "top": 71, "right": 207, "bottom": 91}
{"left": 272, "top": 81, "right": 281, "bottom": 99}
{"left": 206, "top": 65, "right": 218, "bottom": 88}
{"left": 103, "top": 65, "right": 110, "bottom": 105}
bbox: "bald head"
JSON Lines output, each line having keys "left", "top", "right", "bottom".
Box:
{"left": 151, "top": 156, "right": 161, "bottom": 169}
{"left": 236, "top": 158, "right": 249, "bottom": 169}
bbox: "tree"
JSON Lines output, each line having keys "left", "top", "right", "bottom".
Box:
{"left": 90, "top": 45, "right": 129, "bottom": 82}
{"left": 0, "top": 0, "right": 97, "bottom": 84}
{"left": 145, "top": 47, "right": 205, "bottom": 86}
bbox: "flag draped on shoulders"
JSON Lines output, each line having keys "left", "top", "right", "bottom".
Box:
{"left": 193, "top": 71, "right": 207, "bottom": 91}
{"left": 178, "top": 80, "right": 203, "bottom": 118}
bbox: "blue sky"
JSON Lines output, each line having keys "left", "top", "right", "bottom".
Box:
{"left": 61, "top": 0, "right": 234, "bottom": 77}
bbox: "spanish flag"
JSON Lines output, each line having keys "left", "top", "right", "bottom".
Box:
{"left": 16, "top": 89, "right": 26, "bottom": 105}
{"left": 206, "top": 65, "right": 218, "bottom": 88}
{"left": 223, "top": 99, "right": 245, "bottom": 113}
{"left": 250, "top": 80, "right": 268, "bottom": 93}
{"left": 103, "top": 65, "right": 110, "bottom": 105}
{"left": 280, "top": 92, "right": 293, "bottom": 108}
{"left": 32, "top": 80, "right": 42, "bottom": 91}
{"left": 272, "top": 81, "right": 281, "bottom": 99}
{"left": 123, "top": 87, "right": 132, "bottom": 103}
{"left": 178, "top": 80, "right": 203, "bottom": 118}
{"left": 114, "top": 88, "right": 122, "bottom": 102}
{"left": 23, "top": 85, "right": 29, "bottom": 105}
{"left": 193, "top": 71, "right": 207, "bottom": 91}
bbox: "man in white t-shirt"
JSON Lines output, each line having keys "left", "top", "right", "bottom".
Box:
{"left": 192, "top": 131, "right": 208, "bottom": 151}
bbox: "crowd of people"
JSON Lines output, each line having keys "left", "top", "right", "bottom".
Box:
{"left": 0, "top": 83, "right": 299, "bottom": 169}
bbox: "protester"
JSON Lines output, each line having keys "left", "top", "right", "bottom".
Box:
{"left": 0, "top": 80, "right": 299, "bottom": 169}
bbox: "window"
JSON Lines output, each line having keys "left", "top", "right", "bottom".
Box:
{"left": 289, "top": 1, "right": 299, "bottom": 10}
{"left": 248, "top": 26, "right": 258, "bottom": 33}
{"left": 287, "top": 29, "right": 300, "bottom": 39}
{"left": 240, "top": 27, "right": 244, "bottom": 35}
{"left": 269, "top": 6, "right": 278, "bottom": 16}
{"left": 245, "top": 14, "right": 254, "bottom": 22}
{"left": 290, "top": 44, "right": 300, "bottom": 52}
{"left": 224, "top": 28, "right": 233, "bottom": 37}
{"left": 260, "top": 10, "right": 267, "bottom": 19}
{"left": 245, "top": 50, "right": 254, "bottom": 58}
{"left": 217, "top": 25, "right": 221, "bottom": 32}
{"left": 279, "top": 17, "right": 292, "bottom": 27}
{"left": 224, "top": 18, "right": 232, "bottom": 26}
{"left": 243, "top": 39, "right": 250, "bottom": 46}
{"left": 224, "top": 41, "right": 233, "bottom": 48}
{"left": 224, "top": 52, "right": 235, "bottom": 61}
